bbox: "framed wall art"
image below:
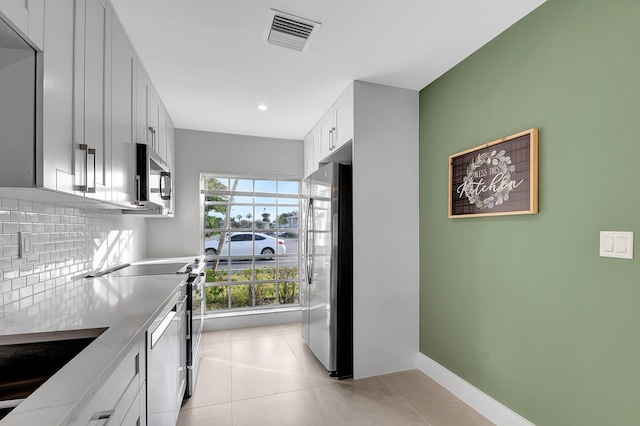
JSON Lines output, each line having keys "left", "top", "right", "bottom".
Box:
{"left": 449, "top": 128, "right": 538, "bottom": 218}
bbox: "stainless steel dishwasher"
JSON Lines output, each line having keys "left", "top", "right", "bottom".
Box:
{"left": 147, "top": 290, "right": 187, "bottom": 425}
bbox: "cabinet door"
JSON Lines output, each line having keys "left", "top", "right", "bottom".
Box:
{"left": 304, "top": 125, "right": 319, "bottom": 178}
{"left": 27, "top": 0, "right": 44, "bottom": 50}
{"left": 157, "top": 102, "right": 168, "bottom": 161}
{"left": 40, "top": 0, "right": 75, "bottom": 193}
{"left": 111, "top": 14, "right": 135, "bottom": 207}
{"left": 304, "top": 130, "right": 313, "bottom": 178}
{"left": 318, "top": 108, "right": 334, "bottom": 161}
{"left": 135, "top": 67, "right": 150, "bottom": 145}
{"left": 0, "top": 1, "right": 29, "bottom": 36}
{"left": 75, "top": 0, "right": 109, "bottom": 201}
{"left": 333, "top": 85, "right": 353, "bottom": 150}
{"left": 147, "top": 90, "right": 160, "bottom": 155}
{"left": 165, "top": 117, "right": 174, "bottom": 172}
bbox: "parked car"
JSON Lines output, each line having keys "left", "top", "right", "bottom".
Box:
{"left": 204, "top": 232, "right": 286, "bottom": 261}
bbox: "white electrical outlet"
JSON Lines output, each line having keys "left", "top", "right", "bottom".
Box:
{"left": 19, "top": 231, "right": 33, "bottom": 259}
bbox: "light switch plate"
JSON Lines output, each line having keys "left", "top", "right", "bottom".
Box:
{"left": 599, "top": 231, "right": 633, "bottom": 259}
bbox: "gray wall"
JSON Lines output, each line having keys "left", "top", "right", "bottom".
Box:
{"left": 146, "top": 130, "right": 303, "bottom": 258}
{"left": 352, "top": 81, "right": 420, "bottom": 378}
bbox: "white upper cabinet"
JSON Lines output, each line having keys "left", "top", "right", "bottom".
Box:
{"left": 74, "top": 0, "right": 110, "bottom": 201}
{"left": 318, "top": 107, "right": 334, "bottom": 161}
{"left": 136, "top": 64, "right": 172, "bottom": 164}
{"left": 147, "top": 89, "right": 160, "bottom": 153}
{"left": 40, "top": 0, "right": 76, "bottom": 194}
{"left": 310, "top": 83, "right": 354, "bottom": 166}
{"left": 110, "top": 12, "right": 135, "bottom": 207}
{"left": 333, "top": 84, "right": 353, "bottom": 151}
{"left": 1, "top": 0, "right": 174, "bottom": 211}
{"left": 158, "top": 103, "right": 169, "bottom": 161}
{"left": 304, "top": 124, "right": 319, "bottom": 178}
{"left": 135, "top": 65, "right": 149, "bottom": 145}
{"left": 0, "top": 0, "right": 44, "bottom": 49}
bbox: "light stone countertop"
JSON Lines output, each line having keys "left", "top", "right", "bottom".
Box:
{"left": 0, "top": 262, "right": 193, "bottom": 425}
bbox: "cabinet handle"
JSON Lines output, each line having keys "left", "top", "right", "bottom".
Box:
{"left": 87, "top": 147, "right": 96, "bottom": 194}
{"left": 331, "top": 127, "right": 336, "bottom": 149}
{"left": 76, "top": 144, "right": 88, "bottom": 191}
{"left": 75, "top": 144, "right": 97, "bottom": 193}
{"left": 91, "top": 410, "right": 114, "bottom": 423}
{"left": 135, "top": 175, "right": 142, "bottom": 205}
{"left": 148, "top": 126, "right": 156, "bottom": 151}
{"left": 329, "top": 127, "right": 333, "bottom": 151}
{"left": 186, "top": 309, "right": 192, "bottom": 340}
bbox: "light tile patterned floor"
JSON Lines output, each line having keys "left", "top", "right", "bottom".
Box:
{"left": 178, "top": 323, "right": 493, "bottom": 426}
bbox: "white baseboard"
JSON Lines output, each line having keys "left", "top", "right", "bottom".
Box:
{"left": 203, "top": 307, "right": 301, "bottom": 331}
{"left": 415, "top": 352, "right": 535, "bottom": 426}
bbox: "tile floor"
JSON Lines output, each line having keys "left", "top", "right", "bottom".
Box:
{"left": 177, "top": 322, "right": 494, "bottom": 426}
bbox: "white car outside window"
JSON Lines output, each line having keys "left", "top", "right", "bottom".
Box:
{"left": 205, "top": 232, "right": 285, "bottom": 261}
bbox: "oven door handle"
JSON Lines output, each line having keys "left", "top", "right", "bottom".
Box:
{"left": 185, "top": 309, "right": 192, "bottom": 340}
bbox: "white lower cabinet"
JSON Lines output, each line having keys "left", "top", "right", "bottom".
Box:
{"left": 75, "top": 334, "right": 146, "bottom": 426}
{"left": 147, "top": 290, "right": 187, "bottom": 426}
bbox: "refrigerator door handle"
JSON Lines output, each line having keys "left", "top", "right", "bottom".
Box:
{"left": 306, "top": 198, "right": 314, "bottom": 284}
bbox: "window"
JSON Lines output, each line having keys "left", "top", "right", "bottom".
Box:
{"left": 201, "top": 174, "right": 301, "bottom": 311}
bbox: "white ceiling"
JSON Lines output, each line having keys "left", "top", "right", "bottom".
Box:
{"left": 110, "top": 0, "right": 546, "bottom": 141}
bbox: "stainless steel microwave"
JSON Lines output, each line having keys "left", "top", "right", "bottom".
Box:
{"left": 133, "top": 143, "right": 172, "bottom": 215}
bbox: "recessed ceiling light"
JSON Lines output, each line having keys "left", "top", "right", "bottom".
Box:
{"left": 258, "top": 104, "right": 269, "bottom": 111}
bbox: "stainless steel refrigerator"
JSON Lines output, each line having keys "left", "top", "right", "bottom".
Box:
{"left": 301, "top": 162, "right": 353, "bottom": 378}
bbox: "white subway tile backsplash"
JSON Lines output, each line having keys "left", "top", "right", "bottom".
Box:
{"left": 10, "top": 211, "right": 25, "bottom": 222}
{"left": 18, "top": 200, "right": 32, "bottom": 211}
{"left": 3, "top": 222, "right": 18, "bottom": 233}
{"left": 28, "top": 275, "right": 40, "bottom": 287}
{"left": 11, "top": 257, "right": 25, "bottom": 268}
{"left": 12, "top": 277, "right": 26, "bottom": 290}
{"left": 4, "top": 245, "right": 18, "bottom": 257}
{"left": 2, "top": 198, "right": 18, "bottom": 210}
{"left": 20, "top": 265, "right": 34, "bottom": 276}
{"left": 1, "top": 196, "right": 139, "bottom": 311}
{"left": 4, "top": 267, "right": 19, "bottom": 280}
{"left": 4, "top": 289, "right": 19, "bottom": 303}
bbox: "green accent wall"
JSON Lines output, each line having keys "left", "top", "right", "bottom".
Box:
{"left": 419, "top": 1, "right": 640, "bottom": 425}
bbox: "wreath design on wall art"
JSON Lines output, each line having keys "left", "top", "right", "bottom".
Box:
{"left": 460, "top": 149, "right": 517, "bottom": 209}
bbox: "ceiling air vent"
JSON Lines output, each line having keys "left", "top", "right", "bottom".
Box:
{"left": 264, "top": 9, "right": 321, "bottom": 53}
